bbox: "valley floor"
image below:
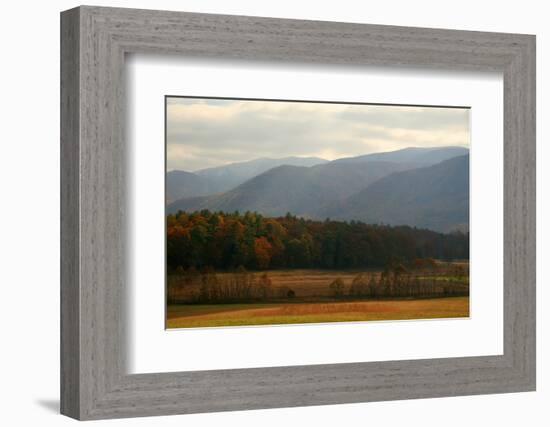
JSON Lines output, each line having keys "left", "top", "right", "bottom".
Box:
{"left": 166, "top": 296, "right": 469, "bottom": 329}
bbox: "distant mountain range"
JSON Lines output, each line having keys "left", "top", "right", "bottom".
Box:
{"left": 167, "top": 146, "right": 469, "bottom": 232}
{"left": 327, "top": 155, "right": 469, "bottom": 232}
{"left": 332, "top": 146, "right": 468, "bottom": 166}
{"left": 166, "top": 170, "right": 220, "bottom": 203}
{"left": 167, "top": 156, "right": 327, "bottom": 202}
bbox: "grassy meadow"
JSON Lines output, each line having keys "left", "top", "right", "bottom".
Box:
{"left": 167, "top": 297, "right": 469, "bottom": 328}
{"left": 166, "top": 267, "right": 469, "bottom": 328}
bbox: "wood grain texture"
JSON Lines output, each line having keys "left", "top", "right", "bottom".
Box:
{"left": 60, "top": 7, "right": 80, "bottom": 419}
{"left": 60, "top": 5, "right": 536, "bottom": 420}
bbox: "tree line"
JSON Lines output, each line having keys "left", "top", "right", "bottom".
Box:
{"left": 167, "top": 263, "right": 469, "bottom": 304}
{"left": 167, "top": 210, "right": 469, "bottom": 272}
{"left": 332, "top": 262, "right": 468, "bottom": 299}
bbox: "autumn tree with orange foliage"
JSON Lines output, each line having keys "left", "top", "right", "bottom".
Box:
{"left": 254, "top": 237, "right": 273, "bottom": 269}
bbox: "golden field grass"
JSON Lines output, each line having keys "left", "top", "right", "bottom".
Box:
{"left": 166, "top": 296, "right": 469, "bottom": 328}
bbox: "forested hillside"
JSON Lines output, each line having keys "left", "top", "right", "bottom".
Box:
{"left": 167, "top": 210, "right": 469, "bottom": 272}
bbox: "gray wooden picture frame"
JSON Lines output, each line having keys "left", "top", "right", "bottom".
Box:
{"left": 60, "top": 5, "right": 536, "bottom": 420}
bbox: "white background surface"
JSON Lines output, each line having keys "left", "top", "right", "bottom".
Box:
{"left": 0, "top": 0, "right": 546, "bottom": 426}
{"left": 128, "top": 57, "right": 503, "bottom": 373}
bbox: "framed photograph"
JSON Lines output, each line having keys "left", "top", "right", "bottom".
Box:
{"left": 61, "top": 6, "right": 536, "bottom": 420}
{"left": 164, "top": 96, "right": 471, "bottom": 329}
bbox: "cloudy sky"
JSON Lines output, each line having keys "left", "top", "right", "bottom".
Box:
{"left": 166, "top": 97, "right": 470, "bottom": 172}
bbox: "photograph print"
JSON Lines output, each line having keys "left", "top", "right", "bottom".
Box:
{"left": 165, "top": 96, "right": 470, "bottom": 329}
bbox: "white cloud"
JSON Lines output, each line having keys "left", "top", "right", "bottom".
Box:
{"left": 167, "top": 98, "right": 470, "bottom": 171}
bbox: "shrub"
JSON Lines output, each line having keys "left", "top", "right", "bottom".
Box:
{"left": 329, "top": 278, "right": 345, "bottom": 298}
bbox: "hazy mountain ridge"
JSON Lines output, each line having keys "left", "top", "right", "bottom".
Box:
{"left": 167, "top": 160, "right": 421, "bottom": 217}
{"left": 332, "top": 146, "right": 468, "bottom": 165}
{"left": 167, "top": 147, "right": 470, "bottom": 232}
{"left": 196, "top": 156, "right": 327, "bottom": 190}
{"left": 166, "top": 170, "right": 223, "bottom": 203}
{"left": 167, "top": 156, "right": 328, "bottom": 202}
{"left": 327, "top": 155, "right": 470, "bottom": 232}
